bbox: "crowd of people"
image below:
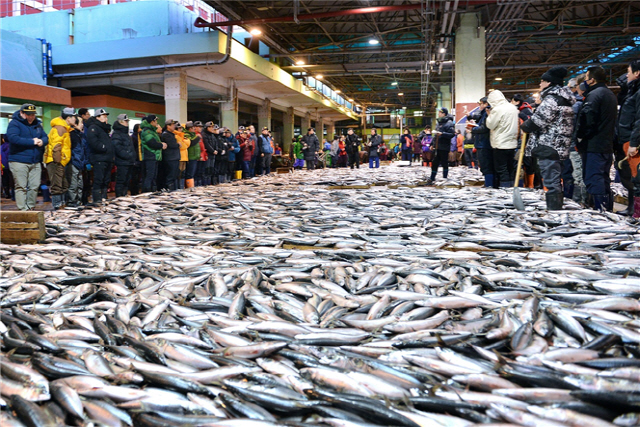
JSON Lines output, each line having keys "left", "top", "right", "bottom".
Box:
{"left": 2, "top": 108, "right": 282, "bottom": 210}
{"left": 464, "top": 61, "right": 640, "bottom": 217}
{"left": 2, "top": 60, "right": 639, "bottom": 216}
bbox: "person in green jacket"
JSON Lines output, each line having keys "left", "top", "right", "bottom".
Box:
{"left": 139, "top": 115, "right": 166, "bottom": 193}
{"left": 292, "top": 137, "right": 304, "bottom": 170}
{"left": 183, "top": 121, "right": 201, "bottom": 188}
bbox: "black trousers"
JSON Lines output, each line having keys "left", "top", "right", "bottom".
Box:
{"left": 92, "top": 161, "right": 111, "bottom": 200}
{"left": 493, "top": 149, "right": 515, "bottom": 186}
{"left": 430, "top": 150, "right": 449, "bottom": 179}
{"left": 348, "top": 151, "right": 359, "bottom": 168}
{"left": 142, "top": 159, "right": 158, "bottom": 193}
{"left": 162, "top": 159, "right": 180, "bottom": 191}
{"left": 115, "top": 164, "right": 132, "bottom": 197}
{"left": 476, "top": 147, "right": 494, "bottom": 176}
{"left": 129, "top": 164, "right": 141, "bottom": 195}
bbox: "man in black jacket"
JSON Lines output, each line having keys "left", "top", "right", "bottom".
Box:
{"left": 345, "top": 128, "right": 360, "bottom": 169}
{"left": 302, "top": 127, "right": 320, "bottom": 170}
{"left": 575, "top": 66, "right": 618, "bottom": 211}
{"left": 112, "top": 114, "right": 136, "bottom": 198}
{"left": 427, "top": 108, "right": 455, "bottom": 184}
{"left": 617, "top": 60, "right": 640, "bottom": 218}
{"left": 467, "top": 98, "right": 495, "bottom": 187}
{"left": 160, "top": 119, "right": 181, "bottom": 191}
{"left": 201, "top": 122, "right": 217, "bottom": 185}
{"left": 86, "top": 108, "right": 114, "bottom": 205}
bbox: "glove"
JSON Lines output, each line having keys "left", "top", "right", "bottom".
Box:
{"left": 86, "top": 164, "right": 92, "bottom": 171}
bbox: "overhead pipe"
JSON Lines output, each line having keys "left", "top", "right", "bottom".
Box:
{"left": 194, "top": 2, "right": 498, "bottom": 28}
{"left": 53, "top": 26, "right": 233, "bottom": 79}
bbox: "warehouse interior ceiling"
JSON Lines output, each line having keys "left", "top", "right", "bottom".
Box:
{"left": 204, "top": 0, "right": 640, "bottom": 110}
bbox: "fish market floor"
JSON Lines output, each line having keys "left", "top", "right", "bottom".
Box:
{"left": 1, "top": 164, "right": 639, "bottom": 427}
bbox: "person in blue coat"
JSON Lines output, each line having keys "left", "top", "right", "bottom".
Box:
{"left": 6, "top": 104, "right": 48, "bottom": 210}
{"left": 67, "top": 117, "right": 89, "bottom": 207}
{"left": 223, "top": 128, "right": 240, "bottom": 181}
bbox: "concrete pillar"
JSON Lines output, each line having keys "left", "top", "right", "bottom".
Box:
{"left": 258, "top": 98, "right": 271, "bottom": 132}
{"left": 283, "top": 107, "right": 294, "bottom": 154}
{"left": 440, "top": 85, "right": 452, "bottom": 112}
{"left": 326, "top": 122, "right": 335, "bottom": 141}
{"left": 317, "top": 117, "right": 325, "bottom": 141}
{"left": 164, "top": 71, "right": 188, "bottom": 124}
{"left": 301, "top": 112, "right": 311, "bottom": 134}
{"left": 221, "top": 79, "right": 238, "bottom": 131}
{"left": 455, "top": 13, "right": 485, "bottom": 122}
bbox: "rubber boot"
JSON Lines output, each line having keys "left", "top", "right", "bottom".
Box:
{"left": 51, "top": 194, "right": 61, "bottom": 210}
{"left": 218, "top": 175, "right": 226, "bottom": 184}
{"left": 443, "top": 169, "right": 448, "bottom": 179}
{"left": 633, "top": 197, "right": 640, "bottom": 219}
{"left": 102, "top": 189, "right": 108, "bottom": 202}
{"left": 545, "top": 192, "right": 564, "bottom": 210}
{"left": 179, "top": 179, "right": 185, "bottom": 190}
{"left": 41, "top": 185, "right": 51, "bottom": 202}
{"left": 185, "top": 179, "right": 195, "bottom": 189}
{"left": 607, "top": 189, "right": 614, "bottom": 212}
{"left": 499, "top": 180, "right": 513, "bottom": 188}
{"left": 618, "top": 196, "right": 634, "bottom": 216}
{"left": 524, "top": 174, "right": 535, "bottom": 188}
{"left": 91, "top": 190, "right": 102, "bottom": 205}
{"left": 484, "top": 174, "right": 494, "bottom": 188}
{"left": 563, "top": 183, "right": 574, "bottom": 200}
{"left": 592, "top": 194, "right": 609, "bottom": 212}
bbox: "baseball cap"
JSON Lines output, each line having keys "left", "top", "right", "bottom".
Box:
{"left": 204, "top": 121, "right": 214, "bottom": 128}
{"left": 185, "top": 121, "right": 194, "bottom": 128}
{"left": 117, "top": 113, "right": 129, "bottom": 121}
{"left": 262, "top": 126, "right": 269, "bottom": 131}
{"left": 165, "top": 119, "right": 177, "bottom": 126}
{"left": 213, "top": 124, "right": 220, "bottom": 130}
{"left": 61, "top": 107, "right": 75, "bottom": 118}
{"left": 439, "top": 107, "right": 448, "bottom": 115}
{"left": 193, "top": 121, "right": 203, "bottom": 127}
{"left": 94, "top": 108, "right": 109, "bottom": 117}
{"left": 20, "top": 103, "right": 37, "bottom": 114}
{"left": 145, "top": 114, "right": 158, "bottom": 123}
{"left": 238, "top": 125, "right": 245, "bottom": 130}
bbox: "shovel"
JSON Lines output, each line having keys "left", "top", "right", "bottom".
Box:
{"left": 513, "top": 133, "right": 528, "bottom": 211}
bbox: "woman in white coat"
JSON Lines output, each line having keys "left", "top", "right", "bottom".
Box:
{"left": 486, "top": 90, "right": 519, "bottom": 187}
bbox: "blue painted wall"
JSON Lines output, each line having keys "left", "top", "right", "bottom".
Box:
{"left": 0, "top": 1, "right": 205, "bottom": 46}
{"left": 0, "top": 30, "right": 45, "bottom": 84}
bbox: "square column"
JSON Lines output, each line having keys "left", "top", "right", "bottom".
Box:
{"left": 301, "top": 112, "right": 311, "bottom": 133}
{"left": 258, "top": 98, "right": 271, "bottom": 131}
{"left": 317, "top": 117, "right": 324, "bottom": 141}
{"left": 282, "top": 107, "right": 294, "bottom": 154}
{"left": 455, "top": 13, "right": 486, "bottom": 122}
{"left": 326, "top": 122, "right": 335, "bottom": 141}
{"left": 221, "top": 80, "right": 238, "bottom": 131}
{"left": 164, "top": 71, "right": 188, "bottom": 124}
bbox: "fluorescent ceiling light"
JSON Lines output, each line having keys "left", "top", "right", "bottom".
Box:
{"left": 369, "top": 39, "right": 379, "bottom": 45}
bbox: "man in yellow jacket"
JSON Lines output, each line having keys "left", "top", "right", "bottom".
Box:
{"left": 45, "top": 107, "right": 75, "bottom": 209}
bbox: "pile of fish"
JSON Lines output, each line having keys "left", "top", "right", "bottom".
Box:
{"left": 1, "top": 165, "right": 640, "bottom": 427}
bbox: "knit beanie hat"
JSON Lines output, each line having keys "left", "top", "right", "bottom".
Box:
{"left": 541, "top": 66, "right": 568, "bottom": 86}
